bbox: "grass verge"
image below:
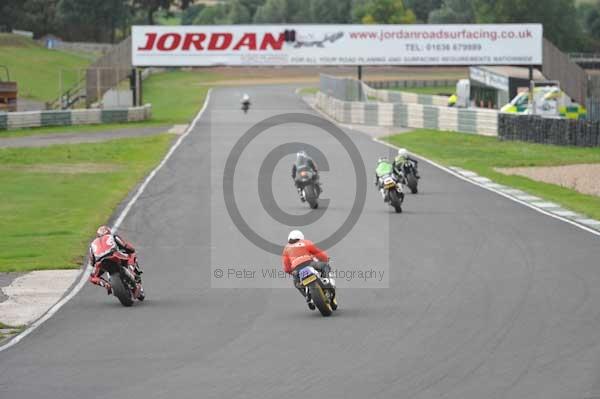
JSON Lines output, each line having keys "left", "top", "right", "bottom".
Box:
{"left": 385, "top": 129, "right": 600, "bottom": 220}
{"left": 0, "top": 34, "right": 91, "bottom": 102}
{"left": 0, "top": 134, "right": 174, "bottom": 272}
{"left": 388, "top": 86, "right": 454, "bottom": 96}
{"left": 0, "top": 322, "right": 24, "bottom": 341}
{"left": 298, "top": 87, "right": 319, "bottom": 96}
{"left": 143, "top": 70, "right": 219, "bottom": 124}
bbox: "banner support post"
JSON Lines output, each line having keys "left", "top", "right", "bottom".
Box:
{"left": 358, "top": 65, "right": 362, "bottom": 81}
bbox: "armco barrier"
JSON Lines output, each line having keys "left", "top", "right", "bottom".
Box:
{"left": 316, "top": 92, "right": 498, "bottom": 136}
{"left": 499, "top": 113, "right": 600, "bottom": 147}
{"left": 0, "top": 105, "right": 152, "bottom": 131}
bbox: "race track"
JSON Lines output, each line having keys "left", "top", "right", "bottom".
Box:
{"left": 2, "top": 85, "right": 600, "bottom": 399}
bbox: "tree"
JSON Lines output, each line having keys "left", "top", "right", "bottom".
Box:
{"left": 428, "top": 0, "right": 475, "bottom": 23}
{"left": 473, "top": 0, "right": 582, "bottom": 51}
{"left": 227, "top": 0, "right": 252, "bottom": 23}
{"left": 355, "top": 0, "right": 416, "bottom": 24}
{"left": 58, "top": 0, "right": 128, "bottom": 42}
{"left": 181, "top": 3, "right": 206, "bottom": 24}
{"left": 404, "top": 0, "right": 442, "bottom": 22}
{"left": 132, "top": 0, "right": 172, "bottom": 25}
{"left": 0, "top": 0, "right": 24, "bottom": 32}
{"left": 238, "top": 0, "right": 267, "bottom": 17}
{"left": 20, "top": 0, "right": 61, "bottom": 38}
{"left": 253, "top": 0, "right": 288, "bottom": 23}
{"left": 309, "top": 0, "right": 352, "bottom": 23}
{"left": 193, "top": 4, "right": 230, "bottom": 24}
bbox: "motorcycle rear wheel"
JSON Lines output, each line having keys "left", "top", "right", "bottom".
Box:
{"left": 111, "top": 273, "right": 134, "bottom": 307}
{"left": 308, "top": 282, "right": 332, "bottom": 317}
{"left": 389, "top": 190, "right": 403, "bottom": 213}
{"left": 407, "top": 174, "right": 418, "bottom": 194}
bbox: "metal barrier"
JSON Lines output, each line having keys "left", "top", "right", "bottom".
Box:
{"left": 319, "top": 74, "right": 367, "bottom": 102}
{"left": 499, "top": 113, "right": 600, "bottom": 147}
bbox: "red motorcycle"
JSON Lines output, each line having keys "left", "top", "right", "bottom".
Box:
{"left": 90, "top": 235, "right": 145, "bottom": 307}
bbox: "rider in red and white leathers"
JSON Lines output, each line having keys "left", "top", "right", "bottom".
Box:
{"left": 88, "top": 225, "right": 140, "bottom": 294}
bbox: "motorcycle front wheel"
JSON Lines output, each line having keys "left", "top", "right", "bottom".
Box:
{"left": 304, "top": 185, "right": 319, "bottom": 209}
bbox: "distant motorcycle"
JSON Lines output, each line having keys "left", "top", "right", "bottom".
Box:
{"left": 241, "top": 100, "right": 250, "bottom": 114}
{"left": 297, "top": 264, "right": 337, "bottom": 316}
{"left": 400, "top": 161, "right": 419, "bottom": 194}
{"left": 90, "top": 238, "right": 145, "bottom": 307}
{"left": 296, "top": 167, "right": 321, "bottom": 209}
{"left": 380, "top": 173, "right": 404, "bottom": 213}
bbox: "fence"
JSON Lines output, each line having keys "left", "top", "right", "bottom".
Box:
{"left": 86, "top": 37, "right": 132, "bottom": 106}
{"left": 319, "top": 74, "right": 366, "bottom": 102}
{"left": 0, "top": 105, "right": 151, "bottom": 130}
{"left": 498, "top": 113, "right": 600, "bottom": 147}
{"left": 543, "top": 38, "right": 588, "bottom": 105}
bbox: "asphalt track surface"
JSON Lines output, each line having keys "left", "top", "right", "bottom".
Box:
{"left": 2, "top": 85, "right": 600, "bottom": 399}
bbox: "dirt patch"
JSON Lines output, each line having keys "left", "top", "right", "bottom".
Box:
{"left": 495, "top": 164, "right": 600, "bottom": 197}
{"left": 0, "top": 163, "right": 123, "bottom": 174}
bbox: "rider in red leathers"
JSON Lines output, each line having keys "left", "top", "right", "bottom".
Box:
{"left": 281, "top": 230, "right": 330, "bottom": 309}
{"left": 89, "top": 225, "right": 142, "bottom": 295}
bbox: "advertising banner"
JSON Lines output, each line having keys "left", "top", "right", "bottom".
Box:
{"left": 132, "top": 24, "right": 543, "bottom": 67}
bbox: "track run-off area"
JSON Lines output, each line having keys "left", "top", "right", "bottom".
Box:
{"left": 1, "top": 85, "right": 600, "bottom": 399}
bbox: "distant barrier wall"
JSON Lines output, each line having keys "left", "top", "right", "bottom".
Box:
{"left": 315, "top": 91, "right": 498, "bottom": 136}
{"left": 0, "top": 104, "right": 151, "bottom": 130}
{"left": 317, "top": 75, "right": 497, "bottom": 136}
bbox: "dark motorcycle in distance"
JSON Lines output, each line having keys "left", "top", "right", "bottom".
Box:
{"left": 401, "top": 161, "right": 419, "bottom": 194}
{"left": 296, "top": 167, "right": 321, "bottom": 209}
{"left": 90, "top": 238, "right": 145, "bottom": 307}
{"left": 298, "top": 264, "right": 337, "bottom": 316}
{"left": 380, "top": 173, "right": 404, "bottom": 213}
{"left": 241, "top": 100, "right": 250, "bottom": 114}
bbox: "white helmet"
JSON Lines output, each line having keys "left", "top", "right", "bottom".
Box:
{"left": 398, "top": 148, "right": 409, "bottom": 158}
{"left": 287, "top": 230, "right": 304, "bottom": 243}
{"left": 242, "top": 93, "right": 250, "bottom": 102}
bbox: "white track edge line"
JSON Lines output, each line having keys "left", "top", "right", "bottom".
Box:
{"left": 0, "top": 89, "right": 213, "bottom": 352}
{"left": 372, "top": 137, "right": 600, "bottom": 238}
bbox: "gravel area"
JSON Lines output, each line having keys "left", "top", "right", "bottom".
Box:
{"left": 495, "top": 164, "right": 600, "bottom": 197}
